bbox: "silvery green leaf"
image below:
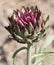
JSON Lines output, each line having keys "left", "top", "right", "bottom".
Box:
{"left": 33, "top": 57, "right": 44, "bottom": 65}
{"left": 32, "top": 53, "right": 44, "bottom": 59}
{"left": 43, "top": 55, "right": 54, "bottom": 62}
{"left": 32, "top": 53, "right": 44, "bottom": 65}
{"left": 33, "top": 54, "right": 54, "bottom": 65}
{"left": 12, "top": 47, "right": 27, "bottom": 58}
{"left": 39, "top": 35, "right": 54, "bottom": 52}
{"left": 12, "top": 47, "right": 27, "bottom": 65}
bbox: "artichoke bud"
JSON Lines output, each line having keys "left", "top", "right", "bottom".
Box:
{"left": 5, "top": 6, "right": 49, "bottom": 44}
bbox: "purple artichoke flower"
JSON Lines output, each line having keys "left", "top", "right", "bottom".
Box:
{"left": 13, "top": 6, "right": 41, "bottom": 28}
{"left": 5, "top": 6, "right": 49, "bottom": 44}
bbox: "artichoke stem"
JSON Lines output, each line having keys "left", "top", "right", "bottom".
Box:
{"left": 27, "top": 44, "right": 32, "bottom": 65}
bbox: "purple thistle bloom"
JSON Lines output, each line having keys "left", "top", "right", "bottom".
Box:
{"left": 5, "top": 6, "right": 49, "bottom": 43}
{"left": 13, "top": 6, "right": 41, "bottom": 29}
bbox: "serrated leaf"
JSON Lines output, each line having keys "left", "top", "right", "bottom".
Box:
{"left": 39, "top": 35, "right": 54, "bottom": 52}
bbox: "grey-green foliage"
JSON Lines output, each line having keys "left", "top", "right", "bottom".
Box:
{"left": 40, "top": 35, "right": 54, "bottom": 52}
{"left": 12, "top": 47, "right": 27, "bottom": 65}
{"left": 32, "top": 35, "right": 54, "bottom": 65}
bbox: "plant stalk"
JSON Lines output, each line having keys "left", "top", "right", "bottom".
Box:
{"left": 27, "top": 44, "right": 31, "bottom": 65}
{"left": 34, "top": 43, "right": 37, "bottom": 61}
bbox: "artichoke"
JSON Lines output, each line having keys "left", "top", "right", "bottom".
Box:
{"left": 5, "top": 6, "right": 49, "bottom": 44}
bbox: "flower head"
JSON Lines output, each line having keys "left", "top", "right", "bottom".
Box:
{"left": 5, "top": 6, "right": 49, "bottom": 44}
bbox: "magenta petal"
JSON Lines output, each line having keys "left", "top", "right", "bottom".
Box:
{"left": 20, "top": 17, "right": 28, "bottom": 25}
{"left": 15, "top": 16, "right": 19, "bottom": 22}
{"left": 13, "top": 6, "right": 42, "bottom": 29}
{"left": 30, "top": 13, "right": 34, "bottom": 22}
{"left": 17, "top": 10, "right": 23, "bottom": 18}
{"left": 18, "top": 12, "right": 20, "bottom": 17}
{"left": 25, "top": 7, "right": 29, "bottom": 12}
{"left": 25, "top": 16, "right": 31, "bottom": 22}
{"left": 34, "top": 12, "right": 37, "bottom": 18}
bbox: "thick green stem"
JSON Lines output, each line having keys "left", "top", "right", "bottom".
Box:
{"left": 27, "top": 44, "right": 31, "bottom": 65}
